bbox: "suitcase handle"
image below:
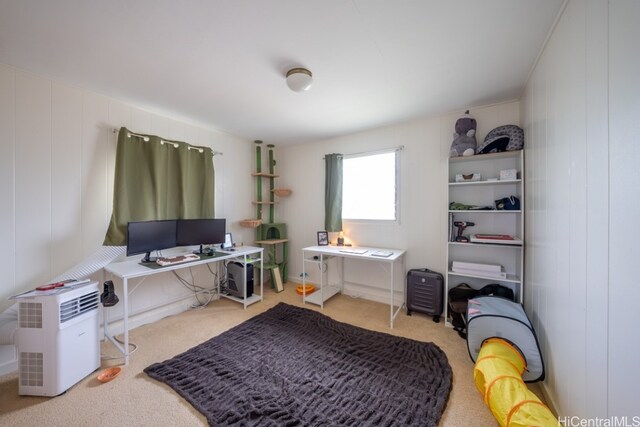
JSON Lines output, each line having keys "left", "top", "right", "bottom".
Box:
{"left": 408, "top": 268, "right": 441, "bottom": 276}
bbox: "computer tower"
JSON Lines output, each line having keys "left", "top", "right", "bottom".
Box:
{"left": 226, "top": 262, "right": 254, "bottom": 298}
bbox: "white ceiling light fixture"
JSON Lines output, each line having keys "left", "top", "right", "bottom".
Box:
{"left": 286, "top": 67, "right": 313, "bottom": 92}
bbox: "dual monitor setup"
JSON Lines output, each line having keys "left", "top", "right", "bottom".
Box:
{"left": 127, "top": 218, "right": 232, "bottom": 263}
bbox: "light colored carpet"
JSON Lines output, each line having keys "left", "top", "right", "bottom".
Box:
{"left": 0, "top": 284, "right": 533, "bottom": 426}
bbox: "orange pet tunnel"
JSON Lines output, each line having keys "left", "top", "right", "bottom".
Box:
{"left": 474, "top": 338, "right": 559, "bottom": 427}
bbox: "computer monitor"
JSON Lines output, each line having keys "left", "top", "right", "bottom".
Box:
{"left": 176, "top": 218, "right": 226, "bottom": 254}
{"left": 127, "top": 220, "right": 177, "bottom": 263}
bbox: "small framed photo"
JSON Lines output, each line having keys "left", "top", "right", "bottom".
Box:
{"left": 317, "top": 231, "right": 329, "bottom": 246}
{"left": 222, "top": 233, "right": 233, "bottom": 249}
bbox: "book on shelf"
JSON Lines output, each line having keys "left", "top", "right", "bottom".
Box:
{"left": 451, "top": 267, "right": 507, "bottom": 279}
{"left": 470, "top": 234, "right": 523, "bottom": 245}
{"left": 474, "top": 234, "right": 516, "bottom": 240}
{"left": 451, "top": 261, "right": 502, "bottom": 272}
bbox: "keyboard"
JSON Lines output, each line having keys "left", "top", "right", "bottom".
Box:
{"left": 156, "top": 253, "right": 200, "bottom": 266}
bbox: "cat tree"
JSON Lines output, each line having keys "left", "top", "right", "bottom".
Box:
{"left": 240, "top": 141, "right": 290, "bottom": 288}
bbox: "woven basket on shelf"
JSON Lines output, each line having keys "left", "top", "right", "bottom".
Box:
{"left": 272, "top": 188, "right": 292, "bottom": 197}
{"left": 239, "top": 219, "right": 262, "bottom": 228}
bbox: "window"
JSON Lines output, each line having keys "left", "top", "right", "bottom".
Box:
{"left": 342, "top": 150, "right": 398, "bottom": 221}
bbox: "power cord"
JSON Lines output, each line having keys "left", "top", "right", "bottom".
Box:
{"left": 172, "top": 268, "right": 217, "bottom": 309}
{"left": 101, "top": 334, "right": 138, "bottom": 360}
{"left": 341, "top": 289, "right": 364, "bottom": 299}
{"left": 214, "top": 262, "right": 231, "bottom": 295}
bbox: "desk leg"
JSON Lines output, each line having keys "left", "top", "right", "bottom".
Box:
{"left": 341, "top": 256, "right": 345, "bottom": 294}
{"left": 123, "top": 277, "right": 129, "bottom": 365}
{"left": 402, "top": 254, "right": 406, "bottom": 313}
{"left": 302, "top": 252, "right": 307, "bottom": 305}
{"left": 243, "top": 254, "right": 248, "bottom": 309}
{"left": 216, "top": 262, "right": 221, "bottom": 299}
{"left": 389, "top": 254, "right": 407, "bottom": 329}
{"left": 102, "top": 276, "right": 129, "bottom": 365}
{"left": 390, "top": 260, "right": 394, "bottom": 329}
{"left": 319, "top": 254, "right": 324, "bottom": 309}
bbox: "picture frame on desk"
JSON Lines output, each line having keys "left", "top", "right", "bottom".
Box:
{"left": 317, "top": 231, "right": 329, "bottom": 246}
{"left": 222, "top": 232, "right": 233, "bottom": 249}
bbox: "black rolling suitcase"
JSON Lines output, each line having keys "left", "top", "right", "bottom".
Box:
{"left": 406, "top": 268, "right": 444, "bottom": 322}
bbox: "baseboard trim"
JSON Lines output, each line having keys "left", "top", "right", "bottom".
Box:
{"left": 538, "top": 380, "right": 560, "bottom": 416}
{"left": 100, "top": 293, "right": 216, "bottom": 338}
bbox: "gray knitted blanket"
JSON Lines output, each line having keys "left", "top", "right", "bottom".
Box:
{"left": 144, "top": 303, "right": 452, "bottom": 426}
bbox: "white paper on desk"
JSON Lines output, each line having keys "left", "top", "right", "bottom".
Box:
{"left": 370, "top": 251, "right": 393, "bottom": 257}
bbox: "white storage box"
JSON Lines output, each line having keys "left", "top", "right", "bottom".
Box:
{"left": 499, "top": 169, "right": 517, "bottom": 180}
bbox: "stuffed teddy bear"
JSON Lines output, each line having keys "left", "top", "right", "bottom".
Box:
{"left": 449, "top": 111, "right": 477, "bottom": 157}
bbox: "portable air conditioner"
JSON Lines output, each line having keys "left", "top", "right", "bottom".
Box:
{"left": 15, "top": 281, "right": 100, "bottom": 396}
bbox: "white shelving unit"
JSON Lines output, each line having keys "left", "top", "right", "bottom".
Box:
{"left": 445, "top": 150, "right": 525, "bottom": 326}
{"left": 301, "top": 253, "right": 340, "bottom": 308}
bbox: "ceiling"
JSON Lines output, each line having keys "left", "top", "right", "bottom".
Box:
{"left": 0, "top": 0, "right": 563, "bottom": 145}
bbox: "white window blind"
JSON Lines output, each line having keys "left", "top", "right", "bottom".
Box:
{"left": 342, "top": 150, "right": 398, "bottom": 221}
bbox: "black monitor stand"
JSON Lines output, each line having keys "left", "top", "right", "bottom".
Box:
{"left": 193, "top": 244, "right": 215, "bottom": 256}
{"left": 141, "top": 252, "right": 157, "bottom": 263}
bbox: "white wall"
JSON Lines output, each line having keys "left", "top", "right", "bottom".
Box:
{"left": 0, "top": 63, "right": 255, "bottom": 371}
{"left": 522, "top": 0, "right": 639, "bottom": 419}
{"left": 608, "top": 1, "right": 640, "bottom": 417}
{"left": 278, "top": 101, "right": 520, "bottom": 304}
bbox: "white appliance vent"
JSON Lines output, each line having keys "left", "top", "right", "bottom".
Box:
{"left": 59, "top": 291, "right": 99, "bottom": 323}
{"left": 19, "top": 352, "right": 43, "bottom": 387}
{"left": 19, "top": 302, "right": 42, "bottom": 328}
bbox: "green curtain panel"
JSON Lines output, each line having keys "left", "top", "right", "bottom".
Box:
{"left": 324, "top": 153, "right": 343, "bottom": 232}
{"left": 103, "top": 127, "right": 215, "bottom": 246}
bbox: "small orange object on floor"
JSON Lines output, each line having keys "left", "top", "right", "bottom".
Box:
{"left": 97, "top": 367, "right": 121, "bottom": 383}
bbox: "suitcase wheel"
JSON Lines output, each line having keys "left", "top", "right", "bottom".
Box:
{"left": 432, "top": 315, "right": 440, "bottom": 323}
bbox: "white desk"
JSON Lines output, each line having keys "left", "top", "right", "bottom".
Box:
{"left": 103, "top": 246, "right": 263, "bottom": 365}
{"left": 301, "top": 245, "right": 406, "bottom": 328}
